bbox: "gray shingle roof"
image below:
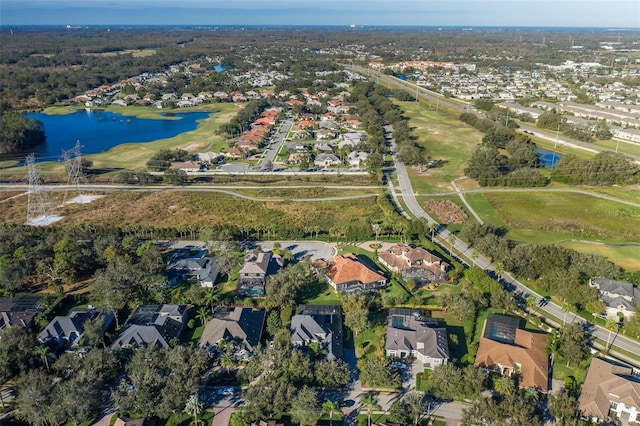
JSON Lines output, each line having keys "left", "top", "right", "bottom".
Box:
{"left": 291, "top": 305, "right": 343, "bottom": 360}
{"left": 200, "top": 307, "right": 266, "bottom": 355}
{"left": 111, "top": 304, "right": 186, "bottom": 350}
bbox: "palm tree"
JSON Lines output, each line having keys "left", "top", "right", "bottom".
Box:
{"left": 522, "top": 387, "right": 540, "bottom": 403}
{"left": 494, "top": 261, "right": 504, "bottom": 281}
{"left": 220, "top": 344, "right": 235, "bottom": 375}
{"left": 322, "top": 399, "right": 340, "bottom": 426}
{"left": 33, "top": 345, "right": 51, "bottom": 372}
{"left": 196, "top": 306, "right": 210, "bottom": 326}
{"left": 428, "top": 222, "right": 437, "bottom": 241}
{"left": 185, "top": 394, "right": 204, "bottom": 426}
{"left": 605, "top": 318, "right": 618, "bottom": 353}
{"left": 360, "top": 394, "right": 381, "bottom": 426}
{"left": 447, "top": 233, "right": 456, "bottom": 256}
{"left": 493, "top": 375, "right": 515, "bottom": 395}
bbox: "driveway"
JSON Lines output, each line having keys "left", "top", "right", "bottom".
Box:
{"left": 258, "top": 240, "right": 335, "bottom": 261}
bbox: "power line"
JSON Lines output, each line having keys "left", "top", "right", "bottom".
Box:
{"left": 26, "top": 153, "right": 51, "bottom": 224}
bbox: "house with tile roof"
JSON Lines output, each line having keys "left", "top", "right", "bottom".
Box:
{"left": 38, "top": 309, "right": 113, "bottom": 351}
{"left": 325, "top": 254, "right": 387, "bottom": 293}
{"left": 578, "top": 357, "right": 640, "bottom": 424}
{"left": 385, "top": 309, "right": 449, "bottom": 369}
{"left": 200, "top": 307, "right": 266, "bottom": 360}
{"left": 111, "top": 304, "right": 187, "bottom": 350}
{"left": 237, "top": 250, "right": 284, "bottom": 297}
{"left": 475, "top": 314, "right": 549, "bottom": 391}
{"left": 590, "top": 278, "right": 640, "bottom": 320}
{"left": 290, "top": 305, "right": 343, "bottom": 360}
{"left": 314, "top": 153, "right": 341, "bottom": 169}
{"left": 378, "top": 243, "right": 449, "bottom": 285}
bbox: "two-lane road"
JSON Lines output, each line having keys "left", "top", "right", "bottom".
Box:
{"left": 384, "top": 124, "right": 640, "bottom": 367}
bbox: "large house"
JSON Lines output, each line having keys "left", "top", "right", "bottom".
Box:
{"left": 0, "top": 296, "right": 43, "bottom": 337}
{"left": 590, "top": 277, "right": 640, "bottom": 320}
{"left": 237, "top": 250, "right": 284, "bottom": 297}
{"left": 165, "top": 251, "right": 219, "bottom": 288}
{"left": 38, "top": 309, "right": 113, "bottom": 351}
{"left": 475, "top": 314, "right": 549, "bottom": 391}
{"left": 385, "top": 309, "right": 449, "bottom": 369}
{"left": 378, "top": 243, "right": 449, "bottom": 285}
{"left": 325, "top": 254, "right": 387, "bottom": 293}
{"left": 290, "top": 305, "right": 343, "bottom": 360}
{"left": 111, "top": 304, "right": 187, "bottom": 350}
{"left": 200, "top": 307, "right": 266, "bottom": 360}
{"left": 578, "top": 357, "right": 640, "bottom": 424}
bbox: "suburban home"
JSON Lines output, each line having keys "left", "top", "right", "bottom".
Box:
{"left": 385, "top": 309, "right": 449, "bottom": 369}
{"left": 169, "top": 160, "right": 202, "bottom": 172}
{"left": 0, "top": 296, "right": 43, "bottom": 337}
{"left": 165, "top": 255, "right": 219, "bottom": 288}
{"left": 475, "top": 314, "right": 549, "bottom": 391}
{"left": 114, "top": 418, "right": 145, "bottom": 426}
{"left": 237, "top": 250, "right": 284, "bottom": 297}
{"left": 38, "top": 309, "right": 114, "bottom": 351}
{"left": 111, "top": 304, "right": 187, "bottom": 350}
{"left": 290, "top": 305, "right": 343, "bottom": 360}
{"left": 589, "top": 277, "right": 640, "bottom": 320}
{"left": 325, "top": 254, "right": 387, "bottom": 293}
{"left": 197, "top": 152, "right": 225, "bottom": 165}
{"left": 252, "top": 421, "right": 284, "bottom": 426}
{"left": 347, "top": 151, "right": 369, "bottom": 168}
{"left": 200, "top": 307, "right": 266, "bottom": 360}
{"left": 314, "top": 153, "right": 341, "bottom": 168}
{"left": 578, "top": 357, "right": 640, "bottom": 424}
{"left": 378, "top": 243, "right": 449, "bottom": 285}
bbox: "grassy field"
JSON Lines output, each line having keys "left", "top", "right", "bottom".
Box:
{"left": 464, "top": 190, "right": 640, "bottom": 270}
{"left": 394, "top": 101, "right": 484, "bottom": 193}
{"left": 561, "top": 241, "right": 640, "bottom": 272}
{"left": 0, "top": 190, "right": 387, "bottom": 231}
{"left": 592, "top": 138, "right": 640, "bottom": 157}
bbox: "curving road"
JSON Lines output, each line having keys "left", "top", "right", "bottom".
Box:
{"left": 385, "top": 123, "right": 640, "bottom": 367}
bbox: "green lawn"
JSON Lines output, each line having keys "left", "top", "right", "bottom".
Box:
{"left": 394, "top": 101, "right": 484, "bottom": 194}
{"left": 561, "top": 241, "right": 640, "bottom": 272}
{"left": 466, "top": 190, "right": 640, "bottom": 244}
{"left": 592, "top": 138, "right": 640, "bottom": 157}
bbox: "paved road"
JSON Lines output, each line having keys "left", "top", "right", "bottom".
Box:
{"left": 353, "top": 64, "right": 640, "bottom": 164}
{"left": 258, "top": 240, "right": 336, "bottom": 261}
{"left": 259, "top": 117, "right": 294, "bottom": 169}
{"left": 384, "top": 122, "right": 640, "bottom": 367}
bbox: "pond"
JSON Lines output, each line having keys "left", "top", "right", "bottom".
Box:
{"left": 21, "top": 109, "right": 212, "bottom": 161}
{"left": 535, "top": 146, "right": 563, "bottom": 169}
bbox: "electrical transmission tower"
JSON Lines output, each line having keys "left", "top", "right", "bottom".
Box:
{"left": 26, "top": 153, "right": 51, "bottom": 224}
{"left": 61, "top": 140, "right": 88, "bottom": 204}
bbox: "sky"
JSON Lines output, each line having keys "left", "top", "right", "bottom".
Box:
{"left": 1, "top": 0, "right": 639, "bottom": 28}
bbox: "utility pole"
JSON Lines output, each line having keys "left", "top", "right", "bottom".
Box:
{"left": 61, "top": 140, "right": 88, "bottom": 204}
{"left": 26, "top": 153, "right": 51, "bottom": 224}
{"left": 554, "top": 123, "right": 560, "bottom": 149}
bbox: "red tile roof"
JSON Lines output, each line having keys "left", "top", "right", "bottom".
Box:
{"left": 326, "top": 254, "right": 386, "bottom": 286}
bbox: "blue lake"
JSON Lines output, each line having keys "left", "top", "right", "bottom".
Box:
{"left": 535, "top": 146, "right": 563, "bottom": 169}
{"left": 23, "top": 109, "right": 212, "bottom": 160}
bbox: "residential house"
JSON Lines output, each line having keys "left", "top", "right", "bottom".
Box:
{"left": 378, "top": 243, "right": 449, "bottom": 285}
{"left": 111, "top": 304, "right": 187, "bottom": 350}
{"left": 237, "top": 250, "right": 284, "bottom": 297}
{"left": 38, "top": 309, "right": 113, "bottom": 351}
{"left": 165, "top": 251, "right": 219, "bottom": 287}
{"left": 325, "top": 254, "right": 387, "bottom": 293}
{"left": 114, "top": 418, "right": 145, "bottom": 426}
{"left": 475, "top": 314, "right": 549, "bottom": 391}
{"left": 290, "top": 305, "right": 343, "bottom": 360}
{"left": 385, "top": 309, "right": 449, "bottom": 369}
{"left": 197, "top": 152, "right": 225, "bottom": 165}
{"left": 347, "top": 151, "right": 369, "bottom": 169}
{"left": 200, "top": 307, "right": 266, "bottom": 360}
{"left": 590, "top": 278, "right": 640, "bottom": 320}
{"left": 251, "top": 421, "right": 284, "bottom": 426}
{"left": 339, "top": 132, "right": 366, "bottom": 149}
{"left": 315, "top": 129, "right": 336, "bottom": 140}
{"left": 176, "top": 100, "right": 195, "bottom": 108}
{"left": 578, "top": 357, "right": 640, "bottom": 424}
{"left": 169, "top": 160, "right": 202, "bottom": 172}
{"left": 0, "top": 296, "right": 42, "bottom": 337}
{"left": 314, "top": 153, "right": 341, "bottom": 168}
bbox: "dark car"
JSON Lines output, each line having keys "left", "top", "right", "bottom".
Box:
{"left": 341, "top": 399, "right": 356, "bottom": 407}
